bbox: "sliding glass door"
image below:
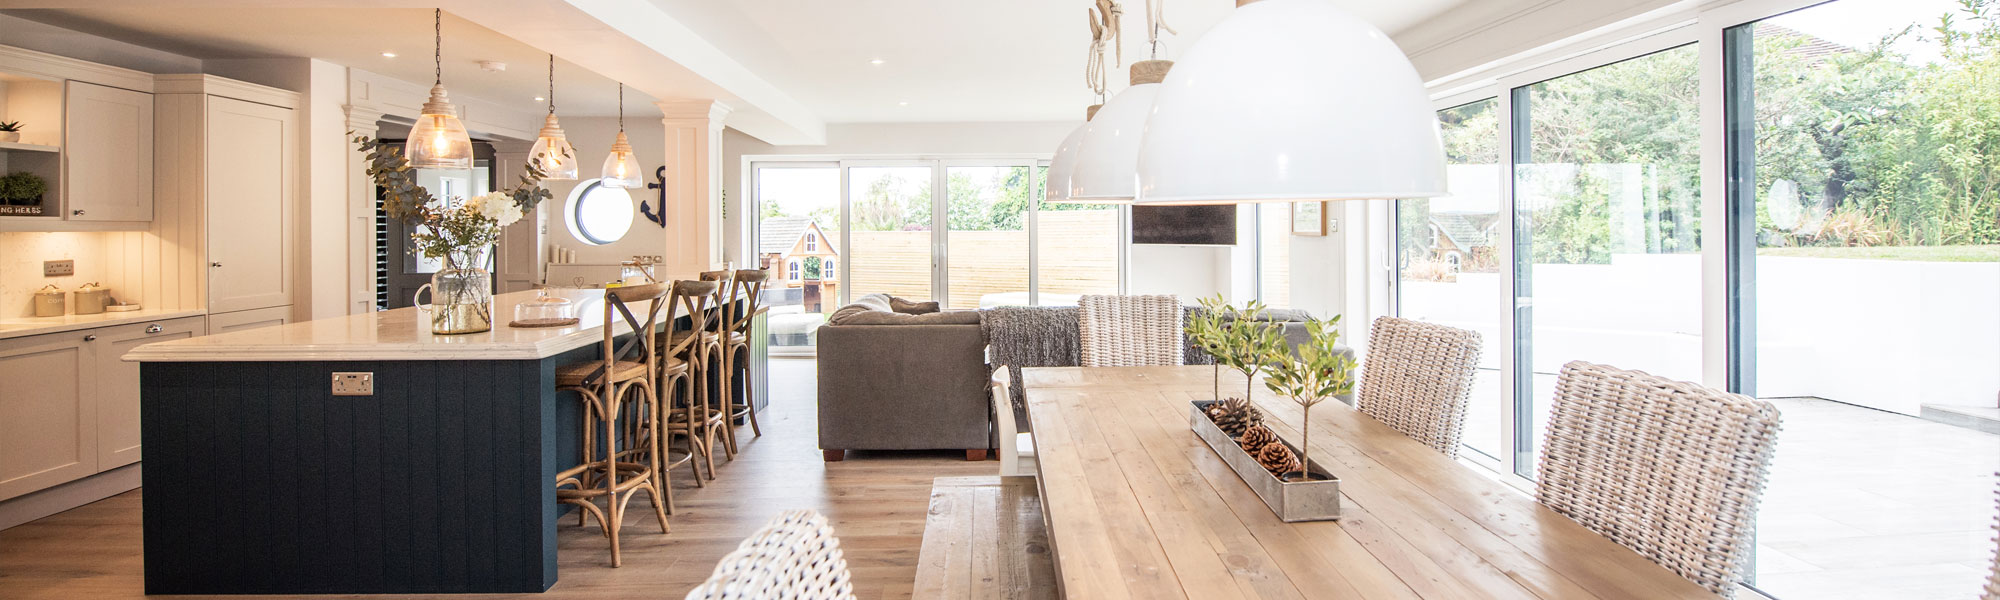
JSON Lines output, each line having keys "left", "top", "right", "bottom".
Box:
{"left": 1725, "top": 2, "right": 2000, "bottom": 597}
{"left": 752, "top": 164, "right": 840, "bottom": 353}
{"left": 944, "top": 164, "right": 1033, "bottom": 309}
{"left": 1396, "top": 98, "right": 1506, "bottom": 462}
{"left": 753, "top": 158, "right": 1122, "bottom": 332}
{"left": 845, "top": 165, "right": 935, "bottom": 302}
{"left": 1512, "top": 43, "right": 1704, "bottom": 473}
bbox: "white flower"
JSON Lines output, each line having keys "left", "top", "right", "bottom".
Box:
{"left": 477, "top": 191, "right": 524, "bottom": 227}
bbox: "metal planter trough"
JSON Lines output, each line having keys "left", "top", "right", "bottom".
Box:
{"left": 1189, "top": 400, "right": 1342, "bottom": 522}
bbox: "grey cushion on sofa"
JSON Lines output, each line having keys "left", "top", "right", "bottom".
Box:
{"left": 816, "top": 296, "right": 991, "bottom": 453}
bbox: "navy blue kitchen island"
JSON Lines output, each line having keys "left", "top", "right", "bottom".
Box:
{"left": 123, "top": 288, "right": 763, "bottom": 595}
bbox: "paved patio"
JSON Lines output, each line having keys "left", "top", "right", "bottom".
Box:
{"left": 1751, "top": 397, "right": 2000, "bottom": 600}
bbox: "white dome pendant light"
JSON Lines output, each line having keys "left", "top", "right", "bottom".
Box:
{"left": 1070, "top": 0, "right": 1176, "bottom": 202}
{"left": 1134, "top": 0, "right": 1446, "bottom": 204}
{"left": 527, "top": 54, "right": 578, "bottom": 180}
{"left": 599, "top": 83, "right": 644, "bottom": 189}
{"left": 1044, "top": 105, "right": 1099, "bottom": 204}
{"left": 1070, "top": 60, "right": 1168, "bottom": 202}
{"left": 1045, "top": 0, "right": 1120, "bottom": 205}
{"left": 406, "top": 9, "right": 475, "bottom": 170}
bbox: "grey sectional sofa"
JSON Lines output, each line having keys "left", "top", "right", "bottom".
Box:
{"left": 815, "top": 295, "right": 991, "bottom": 461}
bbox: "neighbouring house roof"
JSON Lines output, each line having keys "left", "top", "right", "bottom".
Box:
{"left": 1756, "top": 23, "right": 1855, "bottom": 62}
{"left": 760, "top": 217, "right": 813, "bottom": 255}
{"left": 1430, "top": 211, "right": 1494, "bottom": 251}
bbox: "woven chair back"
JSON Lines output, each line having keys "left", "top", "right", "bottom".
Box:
{"left": 1357, "top": 316, "right": 1482, "bottom": 458}
{"left": 1077, "top": 294, "right": 1184, "bottom": 367}
{"left": 685, "top": 509, "right": 855, "bottom": 600}
{"left": 1984, "top": 472, "right": 2000, "bottom": 600}
{"left": 1536, "top": 361, "right": 1782, "bottom": 598}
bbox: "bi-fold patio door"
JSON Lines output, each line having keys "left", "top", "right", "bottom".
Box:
{"left": 837, "top": 159, "right": 1040, "bottom": 310}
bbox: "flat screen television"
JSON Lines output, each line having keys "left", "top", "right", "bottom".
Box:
{"left": 1131, "top": 205, "right": 1238, "bottom": 245}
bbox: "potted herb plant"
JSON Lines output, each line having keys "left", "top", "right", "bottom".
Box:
{"left": 2, "top": 172, "right": 48, "bottom": 207}
{"left": 1260, "top": 316, "right": 1357, "bottom": 482}
{"left": 0, "top": 121, "right": 21, "bottom": 143}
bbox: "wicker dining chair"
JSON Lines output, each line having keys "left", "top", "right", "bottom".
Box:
{"left": 1356, "top": 316, "right": 1482, "bottom": 458}
{"left": 684, "top": 509, "right": 856, "bottom": 600}
{"left": 1535, "top": 361, "right": 1782, "bottom": 598}
{"left": 1983, "top": 472, "right": 1999, "bottom": 600}
{"left": 1077, "top": 294, "right": 1184, "bottom": 367}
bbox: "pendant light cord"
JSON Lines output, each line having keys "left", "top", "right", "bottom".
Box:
{"left": 617, "top": 83, "right": 625, "bottom": 132}
{"left": 433, "top": 8, "right": 442, "bottom": 86}
{"left": 546, "top": 54, "right": 556, "bottom": 115}
{"left": 1146, "top": 0, "right": 1176, "bottom": 60}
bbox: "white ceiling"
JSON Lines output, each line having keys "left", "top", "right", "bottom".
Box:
{"left": 0, "top": 0, "right": 1469, "bottom": 136}
{"left": 1, "top": 7, "right": 654, "bottom": 117}
{"left": 646, "top": 0, "right": 1468, "bottom": 123}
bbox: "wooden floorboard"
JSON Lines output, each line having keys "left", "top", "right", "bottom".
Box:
{"left": 0, "top": 357, "right": 992, "bottom": 599}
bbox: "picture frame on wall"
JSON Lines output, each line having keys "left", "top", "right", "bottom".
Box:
{"left": 1291, "top": 201, "right": 1328, "bottom": 236}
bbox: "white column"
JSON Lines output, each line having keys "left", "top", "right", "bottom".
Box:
{"left": 344, "top": 106, "right": 385, "bottom": 315}
{"left": 488, "top": 140, "right": 540, "bottom": 293}
{"left": 657, "top": 99, "right": 734, "bottom": 275}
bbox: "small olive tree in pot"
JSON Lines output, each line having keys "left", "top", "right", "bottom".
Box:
{"left": 1260, "top": 316, "right": 1357, "bottom": 483}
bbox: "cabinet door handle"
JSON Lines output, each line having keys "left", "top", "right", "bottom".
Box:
{"left": 83, "top": 334, "right": 98, "bottom": 342}
{"left": 72, "top": 209, "right": 85, "bottom": 216}
{"left": 146, "top": 324, "right": 164, "bottom": 334}
{"left": 211, "top": 262, "right": 223, "bottom": 268}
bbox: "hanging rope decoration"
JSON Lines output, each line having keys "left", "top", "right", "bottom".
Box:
{"left": 1086, "top": 0, "right": 1123, "bottom": 101}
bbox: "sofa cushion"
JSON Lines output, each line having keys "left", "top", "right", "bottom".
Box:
{"left": 827, "top": 294, "right": 978, "bottom": 325}
{"left": 831, "top": 309, "right": 982, "bottom": 326}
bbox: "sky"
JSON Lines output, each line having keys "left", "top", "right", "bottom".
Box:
{"left": 1769, "top": 0, "right": 1970, "bottom": 65}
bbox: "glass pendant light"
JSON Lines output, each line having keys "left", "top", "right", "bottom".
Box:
{"left": 406, "top": 8, "right": 474, "bottom": 170}
{"left": 527, "top": 54, "right": 578, "bottom": 180}
{"left": 599, "top": 83, "right": 643, "bottom": 189}
{"left": 1133, "top": 0, "right": 1445, "bottom": 204}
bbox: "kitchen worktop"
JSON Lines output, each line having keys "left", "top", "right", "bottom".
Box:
{"left": 0, "top": 308, "right": 206, "bottom": 341}
{"left": 123, "top": 288, "right": 628, "bottom": 362}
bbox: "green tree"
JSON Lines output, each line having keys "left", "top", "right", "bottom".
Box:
{"left": 803, "top": 256, "right": 822, "bottom": 280}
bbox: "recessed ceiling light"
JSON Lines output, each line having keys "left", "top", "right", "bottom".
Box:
{"left": 898, "top": 101, "right": 909, "bottom": 107}
{"left": 869, "top": 58, "right": 885, "bottom": 65}
{"left": 534, "top": 96, "right": 546, "bottom": 102}
{"left": 381, "top": 52, "right": 397, "bottom": 58}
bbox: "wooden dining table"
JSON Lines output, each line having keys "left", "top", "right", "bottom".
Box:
{"left": 1020, "top": 366, "right": 1723, "bottom": 600}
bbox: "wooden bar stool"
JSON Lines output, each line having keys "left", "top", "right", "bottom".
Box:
{"left": 654, "top": 280, "right": 715, "bottom": 492}
{"left": 552, "top": 282, "right": 672, "bottom": 568}
{"left": 715, "top": 269, "right": 769, "bottom": 455}
{"left": 663, "top": 278, "right": 727, "bottom": 481}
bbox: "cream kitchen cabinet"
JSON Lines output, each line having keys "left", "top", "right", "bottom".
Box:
{"left": 0, "top": 331, "right": 93, "bottom": 501}
{"left": 154, "top": 76, "right": 299, "bottom": 317}
{"left": 0, "top": 315, "right": 204, "bottom": 501}
{"left": 64, "top": 81, "right": 154, "bottom": 222}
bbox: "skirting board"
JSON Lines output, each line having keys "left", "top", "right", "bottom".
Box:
{"left": 0, "top": 463, "right": 142, "bottom": 531}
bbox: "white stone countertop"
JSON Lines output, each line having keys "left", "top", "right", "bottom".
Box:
{"left": 0, "top": 308, "right": 208, "bottom": 341}
{"left": 123, "top": 289, "right": 635, "bottom": 362}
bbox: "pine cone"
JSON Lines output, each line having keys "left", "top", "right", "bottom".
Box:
{"left": 1211, "top": 397, "right": 1263, "bottom": 439}
{"left": 1237, "top": 425, "right": 1279, "bottom": 455}
{"left": 1256, "top": 442, "right": 1300, "bottom": 476}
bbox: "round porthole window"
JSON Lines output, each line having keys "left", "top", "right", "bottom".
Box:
{"left": 566, "top": 178, "right": 633, "bottom": 245}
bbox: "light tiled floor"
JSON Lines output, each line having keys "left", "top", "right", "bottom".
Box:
{"left": 1751, "top": 397, "right": 2000, "bottom": 600}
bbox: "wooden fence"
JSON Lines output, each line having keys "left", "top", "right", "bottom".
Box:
{"left": 845, "top": 210, "right": 1120, "bottom": 309}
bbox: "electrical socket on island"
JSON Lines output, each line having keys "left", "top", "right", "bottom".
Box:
{"left": 44, "top": 259, "right": 73, "bottom": 277}
{"left": 331, "top": 372, "right": 374, "bottom": 396}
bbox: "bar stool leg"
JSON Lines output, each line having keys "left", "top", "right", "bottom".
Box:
{"left": 737, "top": 343, "right": 762, "bottom": 438}
{"left": 717, "top": 342, "right": 739, "bottom": 459}
{"left": 640, "top": 381, "right": 670, "bottom": 534}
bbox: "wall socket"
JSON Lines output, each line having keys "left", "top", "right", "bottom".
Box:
{"left": 331, "top": 372, "right": 375, "bottom": 396}
{"left": 43, "top": 260, "right": 74, "bottom": 277}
